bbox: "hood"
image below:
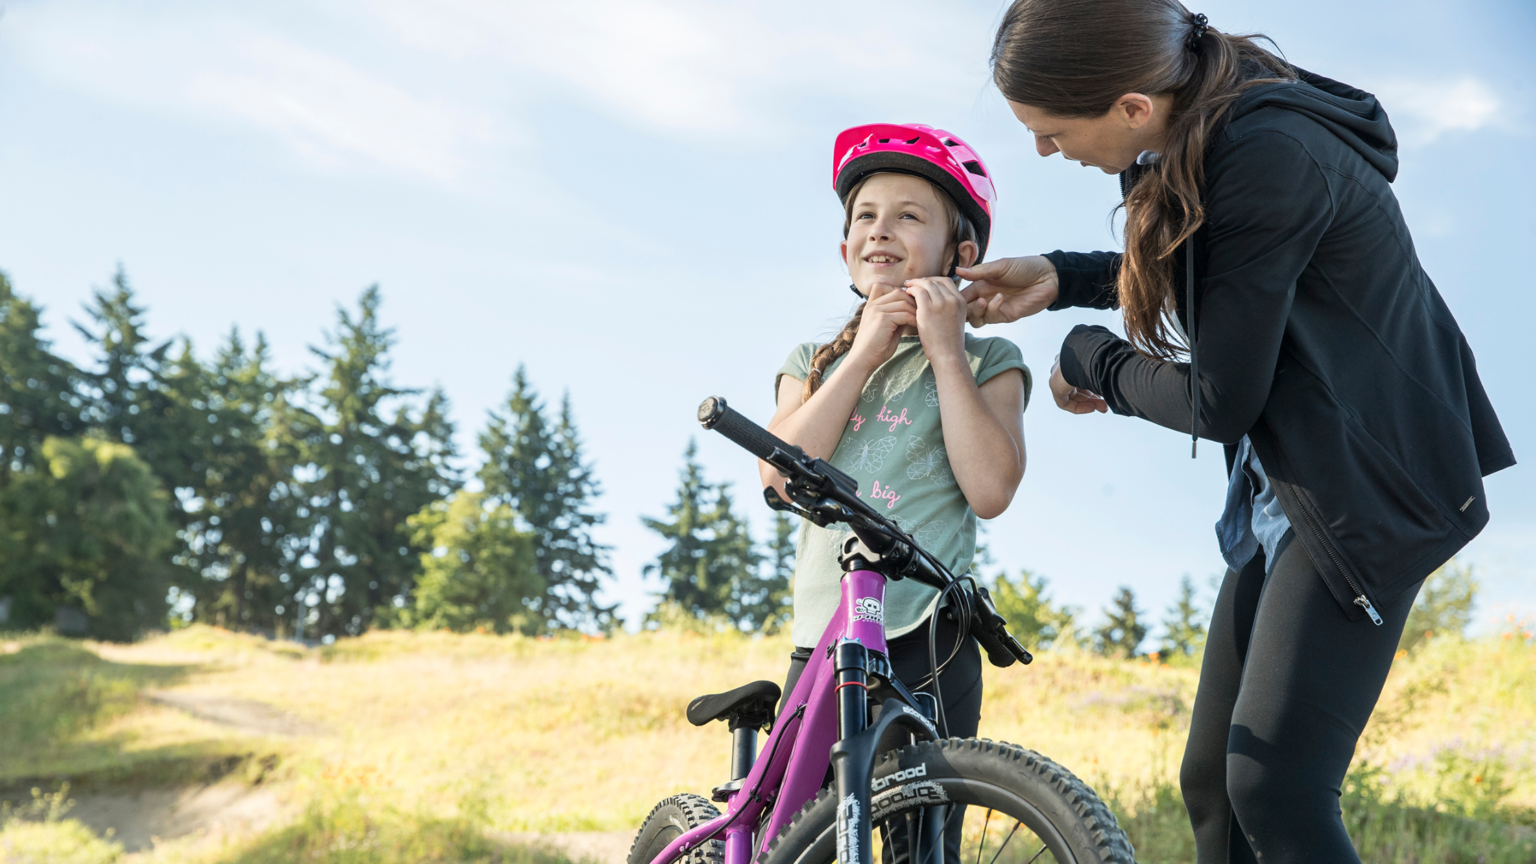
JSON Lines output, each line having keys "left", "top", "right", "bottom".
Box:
{"left": 1229, "top": 68, "right": 1399, "bottom": 182}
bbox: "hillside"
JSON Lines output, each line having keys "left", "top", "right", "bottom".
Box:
{"left": 1, "top": 625, "right": 1533, "bottom": 863}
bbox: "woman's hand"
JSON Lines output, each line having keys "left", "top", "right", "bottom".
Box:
{"left": 845, "top": 284, "right": 917, "bottom": 374}
{"left": 957, "top": 255, "right": 1060, "bottom": 326}
{"left": 1050, "top": 355, "right": 1108, "bottom": 414}
{"left": 905, "top": 276, "right": 967, "bottom": 368}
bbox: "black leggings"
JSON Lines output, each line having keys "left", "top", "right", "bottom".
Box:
{"left": 1181, "top": 530, "right": 1420, "bottom": 863}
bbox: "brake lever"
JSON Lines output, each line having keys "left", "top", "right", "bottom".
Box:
{"left": 763, "top": 487, "right": 834, "bottom": 527}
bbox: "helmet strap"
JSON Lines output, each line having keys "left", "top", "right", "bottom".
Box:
{"left": 849, "top": 283, "right": 863, "bottom": 299}
{"left": 949, "top": 210, "right": 970, "bottom": 282}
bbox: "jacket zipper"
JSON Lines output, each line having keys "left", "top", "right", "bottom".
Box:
{"left": 1294, "top": 493, "right": 1383, "bottom": 626}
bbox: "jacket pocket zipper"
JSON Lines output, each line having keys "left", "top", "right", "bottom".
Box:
{"left": 1295, "top": 493, "right": 1383, "bottom": 626}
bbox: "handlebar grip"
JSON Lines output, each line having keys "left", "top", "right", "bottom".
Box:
{"left": 972, "top": 621, "right": 1020, "bottom": 669}
{"left": 698, "top": 397, "right": 795, "bottom": 462}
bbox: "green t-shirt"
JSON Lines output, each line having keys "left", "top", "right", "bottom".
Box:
{"left": 775, "top": 334, "right": 1031, "bottom": 647}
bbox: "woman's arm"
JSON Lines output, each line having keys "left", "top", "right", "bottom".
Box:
{"left": 759, "top": 285, "right": 916, "bottom": 498}
{"left": 907, "top": 277, "right": 1027, "bottom": 520}
{"left": 956, "top": 250, "right": 1122, "bottom": 326}
{"left": 1058, "top": 130, "right": 1333, "bottom": 443}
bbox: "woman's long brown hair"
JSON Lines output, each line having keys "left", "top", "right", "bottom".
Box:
{"left": 991, "top": 0, "right": 1292, "bottom": 359}
{"left": 801, "top": 174, "right": 976, "bottom": 402}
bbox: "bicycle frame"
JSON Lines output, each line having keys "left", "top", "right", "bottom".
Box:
{"left": 651, "top": 565, "right": 940, "bottom": 864}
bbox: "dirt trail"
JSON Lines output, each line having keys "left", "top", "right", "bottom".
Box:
{"left": 64, "top": 782, "right": 287, "bottom": 853}
{"left": 143, "top": 689, "right": 327, "bottom": 737}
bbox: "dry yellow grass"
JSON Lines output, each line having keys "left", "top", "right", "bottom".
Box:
{"left": 4, "top": 622, "right": 1532, "bottom": 862}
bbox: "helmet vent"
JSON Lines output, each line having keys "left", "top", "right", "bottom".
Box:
{"left": 905, "top": 137, "right": 920, "bottom": 144}
{"left": 944, "top": 139, "right": 959, "bottom": 146}
{"left": 962, "top": 160, "right": 987, "bottom": 177}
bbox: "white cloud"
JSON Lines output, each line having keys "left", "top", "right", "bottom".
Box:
{"left": 357, "top": 0, "right": 995, "bottom": 138}
{"left": 0, "top": 0, "right": 999, "bottom": 182}
{"left": 183, "top": 35, "right": 491, "bottom": 183}
{"left": 1, "top": 2, "right": 501, "bottom": 185}
{"left": 1375, "top": 76, "right": 1502, "bottom": 145}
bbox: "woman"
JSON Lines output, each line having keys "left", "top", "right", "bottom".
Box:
{"left": 958, "top": 1, "right": 1515, "bottom": 861}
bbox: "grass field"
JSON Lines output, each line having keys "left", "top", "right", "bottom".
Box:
{"left": 1, "top": 623, "right": 1533, "bottom": 862}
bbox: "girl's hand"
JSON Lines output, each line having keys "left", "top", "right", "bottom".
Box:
{"left": 845, "top": 284, "right": 917, "bottom": 374}
{"left": 1050, "top": 355, "right": 1108, "bottom": 414}
{"left": 905, "top": 276, "right": 967, "bottom": 367}
{"left": 957, "top": 255, "right": 1060, "bottom": 326}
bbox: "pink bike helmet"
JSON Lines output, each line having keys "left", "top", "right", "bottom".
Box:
{"left": 833, "top": 123, "right": 997, "bottom": 263}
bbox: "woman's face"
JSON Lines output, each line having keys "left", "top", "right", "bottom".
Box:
{"left": 841, "top": 173, "right": 977, "bottom": 295}
{"left": 1009, "top": 94, "right": 1171, "bottom": 174}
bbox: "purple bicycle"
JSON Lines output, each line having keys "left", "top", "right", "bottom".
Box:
{"left": 629, "top": 398, "right": 1135, "bottom": 864}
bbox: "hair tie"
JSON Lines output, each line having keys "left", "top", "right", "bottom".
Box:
{"left": 1187, "top": 12, "right": 1209, "bottom": 52}
{"left": 808, "top": 367, "right": 824, "bottom": 379}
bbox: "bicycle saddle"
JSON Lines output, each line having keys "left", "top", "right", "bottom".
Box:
{"left": 686, "top": 680, "right": 780, "bottom": 730}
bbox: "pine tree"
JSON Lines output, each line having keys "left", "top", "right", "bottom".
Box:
{"left": 1094, "top": 586, "right": 1147, "bottom": 658}
{"left": 299, "top": 286, "right": 458, "bottom": 638}
{"left": 745, "top": 510, "right": 796, "bottom": 634}
{"left": 0, "top": 273, "right": 87, "bottom": 628}
{"left": 0, "top": 272, "right": 83, "bottom": 484}
{"left": 72, "top": 269, "right": 205, "bottom": 580}
{"left": 1158, "top": 575, "right": 1207, "bottom": 658}
{"left": 184, "top": 329, "right": 310, "bottom": 632}
{"left": 479, "top": 370, "right": 614, "bottom": 632}
{"left": 990, "top": 569, "right": 1077, "bottom": 650}
{"left": 642, "top": 440, "right": 761, "bottom": 629}
{"left": 406, "top": 491, "right": 540, "bottom": 633}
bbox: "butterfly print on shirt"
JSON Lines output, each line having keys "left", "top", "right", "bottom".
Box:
{"left": 841, "top": 436, "right": 897, "bottom": 474}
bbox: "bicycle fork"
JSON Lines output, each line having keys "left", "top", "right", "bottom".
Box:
{"left": 829, "top": 641, "right": 943, "bottom": 864}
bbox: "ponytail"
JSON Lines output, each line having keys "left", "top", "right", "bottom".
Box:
{"left": 991, "top": 0, "right": 1293, "bottom": 359}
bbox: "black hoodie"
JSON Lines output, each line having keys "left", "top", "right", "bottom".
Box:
{"left": 1047, "top": 70, "right": 1515, "bottom": 621}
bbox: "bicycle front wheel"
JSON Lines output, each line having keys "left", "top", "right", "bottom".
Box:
{"left": 757, "top": 739, "right": 1135, "bottom": 864}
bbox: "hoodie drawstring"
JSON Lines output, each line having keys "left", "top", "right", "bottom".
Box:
{"left": 1188, "top": 235, "right": 1199, "bottom": 459}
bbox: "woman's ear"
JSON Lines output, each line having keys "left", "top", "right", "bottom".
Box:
{"left": 1115, "top": 93, "right": 1157, "bottom": 130}
{"left": 956, "top": 240, "right": 980, "bottom": 270}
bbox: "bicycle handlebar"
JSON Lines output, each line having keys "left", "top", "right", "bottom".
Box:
{"left": 697, "top": 396, "right": 789, "bottom": 463}
{"left": 698, "top": 396, "right": 1032, "bottom": 667}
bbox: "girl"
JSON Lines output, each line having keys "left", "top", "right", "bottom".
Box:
{"left": 959, "top": 2, "right": 1513, "bottom": 861}
{"left": 761, "top": 124, "right": 1031, "bottom": 744}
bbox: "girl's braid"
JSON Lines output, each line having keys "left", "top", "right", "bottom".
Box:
{"left": 801, "top": 302, "right": 866, "bottom": 402}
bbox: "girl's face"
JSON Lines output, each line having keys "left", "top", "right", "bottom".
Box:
{"left": 842, "top": 173, "right": 976, "bottom": 295}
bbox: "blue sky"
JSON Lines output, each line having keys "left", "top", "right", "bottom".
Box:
{"left": 1, "top": 0, "right": 1531, "bottom": 637}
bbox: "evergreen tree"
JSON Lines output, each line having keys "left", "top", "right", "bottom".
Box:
{"left": 0, "top": 272, "right": 83, "bottom": 486}
{"left": 990, "top": 569, "right": 1077, "bottom": 650}
{"left": 406, "top": 491, "right": 540, "bottom": 633}
{"left": 744, "top": 510, "right": 796, "bottom": 634}
{"left": 1093, "top": 586, "right": 1147, "bottom": 658}
{"left": 1, "top": 274, "right": 84, "bottom": 628}
{"left": 298, "top": 286, "right": 458, "bottom": 638}
{"left": 72, "top": 270, "right": 206, "bottom": 580}
{"left": 479, "top": 369, "right": 614, "bottom": 632}
{"left": 642, "top": 440, "right": 761, "bottom": 629}
{"left": 181, "top": 329, "right": 310, "bottom": 632}
{"left": 1158, "top": 575, "right": 1207, "bottom": 658}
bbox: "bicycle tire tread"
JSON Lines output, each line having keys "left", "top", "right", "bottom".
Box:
{"left": 629, "top": 793, "right": 725, "bottom": 864}
{"left": 756, "top": 737, "right": 1135, "bottom": 864}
